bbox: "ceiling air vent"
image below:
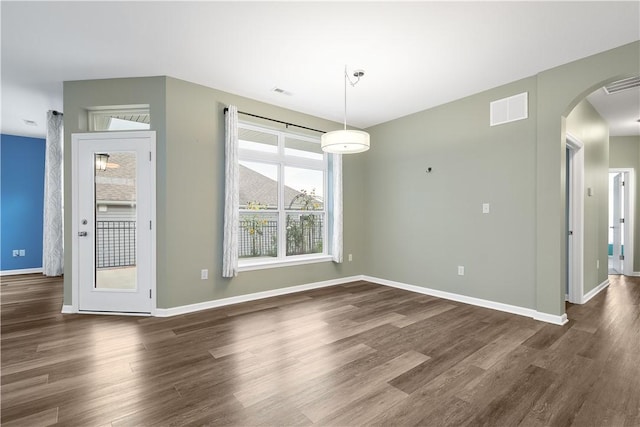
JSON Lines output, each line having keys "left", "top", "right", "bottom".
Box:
{"left": 603, "top": 76, "right": 640, "bottom": 94}
{"left": 271, "top": 86, "right": 292, "bottom": 96}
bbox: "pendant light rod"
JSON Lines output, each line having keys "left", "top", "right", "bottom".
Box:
{"left": 320, "top": 65, "right": 370, "bottom": 154}
{"left": 342, "top": 65, "right": 365, "bottom": 131}
{"left": 343, "top": 65, "right": 347, "bottom": 131}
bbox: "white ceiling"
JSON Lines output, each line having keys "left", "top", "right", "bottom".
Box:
{"left": 2, "top": 1, "right": 639, "bottom": 139}
{"left": 587, "top": 86, "right": 640, "bottom": 137}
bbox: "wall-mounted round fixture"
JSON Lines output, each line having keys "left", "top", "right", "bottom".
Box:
{"left": 95, "top": 153, "right": 110, "bottom": 171}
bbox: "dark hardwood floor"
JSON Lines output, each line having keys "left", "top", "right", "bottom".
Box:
{"left": 1, "top": 274, "right": 639, "bottom": 426}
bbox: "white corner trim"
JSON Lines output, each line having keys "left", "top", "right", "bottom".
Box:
{"left": 61, "top": 305, "right": 75, "bottom": 314}
{"left": 581, "top": 279, "right": 609, "bottom": 304}
{"left": 362, "top": 275, "right": 568, "bottom": 326}
{"left": 0, "top": 268, "right": 44, "bottom": 276}
{"left": 155, "top": 275, "right": 363, "bottom": 317}
{"left": 532, "top": 312, "right": 568, "bottom": 326}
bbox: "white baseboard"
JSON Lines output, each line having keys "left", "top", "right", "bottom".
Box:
{"left": 362, "top": 275, "right": 569, "bottom": 326}
{"left": 60, "top": 273, "right": 569, "bottom": 326}
{"left": 581, "top": 279, "right": 609, "bottom": 304}
{"left": 155, "top": 275, "right": 363, "bottom": 317}
{"left": 1, "top": 268, "right": 43, "bottom": 276}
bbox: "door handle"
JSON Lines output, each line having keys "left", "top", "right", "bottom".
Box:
{"left": 78, "top": 231, "right": 88, "bottom": 237}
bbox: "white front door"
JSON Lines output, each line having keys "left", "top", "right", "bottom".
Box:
{"left": 72, "top": 131, "right": 155, "bottom": 313}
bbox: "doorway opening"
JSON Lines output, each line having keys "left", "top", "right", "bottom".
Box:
{"left": 608, "top": 169, "right": 634, "bottom": 276}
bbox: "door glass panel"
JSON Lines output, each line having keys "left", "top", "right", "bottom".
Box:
{"left": 94, "top": 152, "right": 137, "bottom": 290}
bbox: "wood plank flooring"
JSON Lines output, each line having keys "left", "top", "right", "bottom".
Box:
{"left": 1, "top": 274, "right": 639, "bottom": 426}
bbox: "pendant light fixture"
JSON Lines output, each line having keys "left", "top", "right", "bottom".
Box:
{"left": 321, "top": 66, "right": 370, "bottom": 154}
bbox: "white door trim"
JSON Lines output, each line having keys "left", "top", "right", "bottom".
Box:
{"left": 610, "top": 168, "right": 635, "bottom": 277}
{"left": 566, "top": 133, "right": 584, "bottom": 304}
{"left": 71, "top": 131, "right": 157, "bottom": 315}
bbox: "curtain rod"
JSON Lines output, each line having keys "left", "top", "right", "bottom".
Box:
{"left": 51, "top": 110, "right": 63, "bottom": 116}
{"left": 223, "top": 108, "right": 325, "bottom": 134}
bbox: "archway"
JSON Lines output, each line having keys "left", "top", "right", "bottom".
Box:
{"left": 534, "top": 41, "right": 639, "bottom": 323}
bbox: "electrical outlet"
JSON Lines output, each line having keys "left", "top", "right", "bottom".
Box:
{"left": 201, "top": 269, "right": 208, "bottom": 280}
{"left": 19, "top": 249, "right": 25, "bottom": 256}
{"left": 348, "top": 254, "right": 353, "bottom": 262}
{"left": 12, "top": 250, "right": 19, "bottom": 257}
{"left": 458, "top": 266, "right": 465, "bottom": 276}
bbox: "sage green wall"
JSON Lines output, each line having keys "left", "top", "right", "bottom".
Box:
{"left": 610, "top": 135, "right": 640, "bottom": 271}
{"left": 364, "top": 77, "right": 538, "bottom": 309}
{"left": 63, "top": 77, "right": 167, "bottom": 304}
{"left": 161, "top": 77, "right": 364, "bottom": 308}
{"left": 536, "top": 41, "right": 639, "bottom": 315}
{"left": 63, "top": 76, "right": 365, "bottom": 308}
{"left": 363, "top": 41, "right": 639, "bottom": 318}
{"left": 565, "top": 99, "right": 609, "bottom": 294}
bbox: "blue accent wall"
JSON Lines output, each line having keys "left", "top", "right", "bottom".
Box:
{"left": 1, "top": 134, "right": 46, "bottom": 271}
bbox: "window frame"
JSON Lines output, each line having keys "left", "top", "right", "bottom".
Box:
{"left": 237, "top": 122, "right": 331, "bottom": 271}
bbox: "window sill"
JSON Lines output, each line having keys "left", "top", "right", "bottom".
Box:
{"left": 238, "top": 255, "right": 333, "bottom": 272}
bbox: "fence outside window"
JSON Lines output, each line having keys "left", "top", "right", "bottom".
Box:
{"left": 96, "top": 221, "right": 136, "bottom": 268}
{"left": 95, "top": 217, "right": 323, "bottom": 267}
{"left": 239, "top": 214, "right": 323, "bottom": 258}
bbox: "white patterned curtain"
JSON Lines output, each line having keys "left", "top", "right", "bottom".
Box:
{"left": 332, "top": 153, "right": 343, "bottom": 263}
{"left": 222, "top": 105, "right": 239, "bottom": 277}
{"left": 42, "top": 111, "right": 64, "bottom": 276}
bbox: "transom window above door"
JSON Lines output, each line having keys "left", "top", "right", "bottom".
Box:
{"left": 88, "top": 105, "right": 150, "bottom": 132}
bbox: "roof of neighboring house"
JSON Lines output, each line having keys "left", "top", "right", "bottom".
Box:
{"left": 95, "top": 155, "right": 323, "bottom": 210}
{"left": 95, "top": 152, "right": 136, "bottom": 203}
{"left": 240, "top": 165, "right": 322, "bottom": 210}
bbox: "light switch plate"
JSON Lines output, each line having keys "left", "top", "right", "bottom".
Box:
{"left": 482, "top": 203, "right": 490, "bottom": 214}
